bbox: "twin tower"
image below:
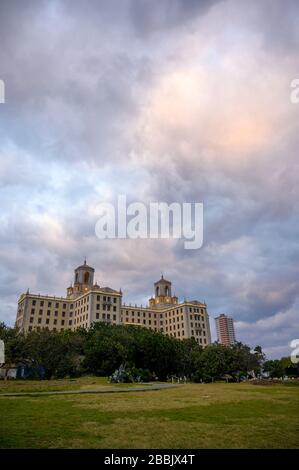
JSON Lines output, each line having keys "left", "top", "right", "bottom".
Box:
{"left": 67, "top": 261, "right": 178, "bottom": 309}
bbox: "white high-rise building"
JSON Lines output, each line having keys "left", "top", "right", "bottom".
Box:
{"left": 215, "top": 314, "right": 236, "bottom": 346}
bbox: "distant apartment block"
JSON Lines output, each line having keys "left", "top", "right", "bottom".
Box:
{"left": 16, "top": 260, "right": 211, "bottom": 346}
{"left": 215, "top": 313, "right": 236, "bottom": 346}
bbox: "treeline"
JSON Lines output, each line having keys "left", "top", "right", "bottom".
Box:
{"left": 0, "top": 321, "right": 294, "bottom": 381}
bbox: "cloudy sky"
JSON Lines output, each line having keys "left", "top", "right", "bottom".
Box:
{"left": 0, "top": 0, "right": 298, "bottom": 358}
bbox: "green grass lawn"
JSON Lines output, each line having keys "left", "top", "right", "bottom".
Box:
{"left": 1, "top": 380, "right": 299, "bottom": 448}
{"left": 0, "top": 376, "right": 148, "bottom": 394}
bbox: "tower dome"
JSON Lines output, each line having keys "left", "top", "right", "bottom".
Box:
{"left": 74, "top": 259, "right": 95, "bottom": 286}
{"left": 154, "top": 275, "right": 172, "bottom": 297}
{"left": 149, "top": 274, "right": 178, "bottom": 309}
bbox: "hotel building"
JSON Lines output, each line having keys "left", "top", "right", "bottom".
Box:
{"left": 16, "top": 261, "right": 211, "bottom": 346}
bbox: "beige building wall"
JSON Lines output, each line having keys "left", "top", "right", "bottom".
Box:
{"left": 16, "top": 294, "right": 70, "bottom": 332}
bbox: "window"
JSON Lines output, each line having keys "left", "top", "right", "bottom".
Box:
{"left": 47, "top": 311, "right": 50, "bottom": 316}
{"left": 69, "top": 320, "right": 72, "bottom": 326}
{"left": 30, "top": 317, "right": 33, "bottom": 323}
{"left": 46, "top": 319, "right": 49, "bottom": 325}
{"left": 40, "top": 301, "right": 44, "bottom": 307}
{"left": 55, "top": 311, "right": 58, "bottom": 317}
{"left": 39, "top": 310, "right": 42, "bottom": 315}
{"left": 113, "top": 315, "right": 116, "bottom": 321}
{"left": 96, "top": 313, "right": 99, "bottom": 319}
{"left": 113, "top": 297, "right": 117, "bottom": 303}
{"left": 113, "top": 306, "right": 116, "bottom": 312}
{"left": 54, "top": 319, "right": 57, "bottom": 325}
{"left": 31, "top": 308, "right": 35, "bottom": 314}
{"left": 32, "top": 300, "right": 36, "bottom": 306}
{"left": 55, "top": 303, "right": 59, "bottom": 308}
{"left": 38, "top": 318, "right": 42, "bottom": 324}
{"left": 48, "top": 302, "right": 52, "bottom": 307}
{"left": 62, "top": 312, "right": 65, "bottom": 317}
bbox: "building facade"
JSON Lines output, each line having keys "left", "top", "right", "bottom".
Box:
{"left": 16, "top": 261, "right": 211, "bottom": 346}
{"left": 215, "top": 313, "right": 236, "bottom": 346}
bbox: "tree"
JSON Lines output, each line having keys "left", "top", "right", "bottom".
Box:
{"left": 0, "top": 323, "right": 26, "bottom": 378}
{"left": 263, "top": 360, "right": 285, "bottom": 378}
{"left": 0, "top": 322, "right": 277, "bottom": 382}
{"left": 252, "top": 345, "right": 266, "bottom": 378}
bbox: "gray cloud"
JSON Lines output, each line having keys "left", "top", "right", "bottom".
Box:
{"left": 129, "top": 0, "right": 222, "bottom": 35}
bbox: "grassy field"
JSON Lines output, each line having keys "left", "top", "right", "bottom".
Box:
{"left": 1, "top": 379, "right": 299, "bottom": 448}
{"left": 0, "top": 376, "right": 149, "bottom": 394}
